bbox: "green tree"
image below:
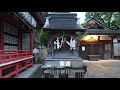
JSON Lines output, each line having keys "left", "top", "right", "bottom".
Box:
{"left": 40, "top": 30, "right": 49, "bottom": 47}
{"left": 85, "top": 12, "right": 120, "bottom": 29}
{"left": 81, "top": 22, "right": 86, "bottom": 28}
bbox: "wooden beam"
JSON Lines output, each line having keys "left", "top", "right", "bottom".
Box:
{"left": 13, "top": 12, "right": 36, "bottom": 32}
{"left": 30, "top": 12, "right": 45, "bottom": 25}
{"left": 0, "top": 19, "right": 4, "bottom": 50}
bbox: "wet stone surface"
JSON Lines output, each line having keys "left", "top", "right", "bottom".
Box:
{"left": 30, "top": 66, "right": 43, "bottom": 78}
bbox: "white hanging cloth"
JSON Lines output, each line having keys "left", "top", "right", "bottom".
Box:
{"left": 56, "top": 37, "right": 60, "bottom": 49}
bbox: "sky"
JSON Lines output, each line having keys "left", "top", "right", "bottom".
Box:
{"left": 76, "top": 12, "right": 86, "bottom": 23}
{"left": 71, "top": 12, "right": 86, "bottom": 23}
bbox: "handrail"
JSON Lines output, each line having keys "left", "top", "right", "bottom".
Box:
{"left": 0, "top": 50, "right": 34, "bottom": 78}
{"left": 0, "top": 50, "right": 33, "bottom": 64}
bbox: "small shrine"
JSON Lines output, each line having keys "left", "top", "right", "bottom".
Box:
{"left": 42, "top": 12, "right": 87, "bottom": 78}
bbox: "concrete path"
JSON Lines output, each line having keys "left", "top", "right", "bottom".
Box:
{"left": 15, "top": 64, "right": 42, "bottom": 78}
{"left": 84, "top": 60, "right": 120, "bottom": 78}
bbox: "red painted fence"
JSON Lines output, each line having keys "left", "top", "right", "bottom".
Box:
{"left": 0, "top": 50, "right": 34, "bottom": 78}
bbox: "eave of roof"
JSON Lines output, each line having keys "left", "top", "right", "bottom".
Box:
{"left": 84, "top": 29, "right": 120, "bottom": 35}
{"left": 30, "top": 12, "right": 46, "bottom": 26}
{"left": 43, "top": 27, "right": 86, "bottom": 32}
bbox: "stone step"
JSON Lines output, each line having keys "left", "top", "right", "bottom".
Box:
{"left": 45, "top": 58, "right": 83, "bottom": 61}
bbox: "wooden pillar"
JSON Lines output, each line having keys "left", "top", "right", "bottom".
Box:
{"left": 91, "top": 44, "right": 93, "bottom": 55}
{"left": 101, "top": 44, "right": 103, "bottom": 58}
{"left": 18, "top": 31, "right": 21, "bottom": 50}
{"left": 0, "top": 20, "right": 4, "bottom": 50}
{"left": 111, "top": 38, "right": 114, "bottom": 59}
{"left": 30, "top": 31, "right": 34, "bottom": 52}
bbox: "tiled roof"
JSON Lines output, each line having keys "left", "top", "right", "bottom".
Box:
{"left": 43, "top": 13, "right": 85, "bottom": 31}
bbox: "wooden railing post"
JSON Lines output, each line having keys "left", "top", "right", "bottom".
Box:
{"left": 26, "top": 51, "right": 27, "bottom": 56}
{"left": 31, "top": 59, "right": 33, "bottom": 67}
{"left": 0, "top": 68, "right": 2, "bottom": 78}
{"left": 15, "top": 63, "right": 18, "bottom": 77}
{"left": 0, "top": 56, "right": 1, "bottom": 62}
{"left": 25, "top": 60, "right": 28, "bottom": 70}
{"left": 8, "top": 55, "right": 10, "bottom": 60}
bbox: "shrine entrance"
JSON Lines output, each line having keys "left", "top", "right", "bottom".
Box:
{"left": 79, "top": 44, "right": 104, "bottom": 60}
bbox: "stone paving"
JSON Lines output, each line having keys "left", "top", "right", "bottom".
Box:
{"left": 30, "top": 65, "right": 43, "bottom": 78}
{"left": 29, "top": 60, "right": 120, "bottom": 78}
{"left": 15, "top": 64, "right": 42, "bottom": 78}
{"left": 84, "top": 60, "right": 120, "bottom": 78}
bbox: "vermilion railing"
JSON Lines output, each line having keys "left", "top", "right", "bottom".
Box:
{"left": 0, "top": 50, "right": 34, "bottom": 78}
{"left": 0, "top": 50, "right": 33, "bottom": 64}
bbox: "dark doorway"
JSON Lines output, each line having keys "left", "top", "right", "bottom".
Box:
{"left": 79, "top": 44, "right": 103, "bottom": 59}
{"left": 59, "top": 74, "right": 68, "bottom": 78}
{"left": 22, "top": 33, "right": 30, "bottom": 50}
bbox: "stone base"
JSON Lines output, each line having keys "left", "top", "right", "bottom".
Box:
{"left": 41, "top": 57, "right": 87, "bottom": 78}
{"left": 41, "top": 66, "right": 87, "bottom": 78}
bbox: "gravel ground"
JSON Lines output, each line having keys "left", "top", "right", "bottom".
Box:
{"left": 29, "top": 60, "right": 120, "bottom": 78}
{"left": 84, "top": 60, "right": 120, "bottom": 78}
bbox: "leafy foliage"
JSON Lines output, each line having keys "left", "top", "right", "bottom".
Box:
{"left": 75, "top": 32, "right": 85, "bottom": 43}
{"left": 81, "top": 22, "right": 87, "bottom": 28}
{"left": 85, "top": 12, "right": 120, "bottom": 29}
{"left": 40, "top": 30, "right": 50, "bottom": 47}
